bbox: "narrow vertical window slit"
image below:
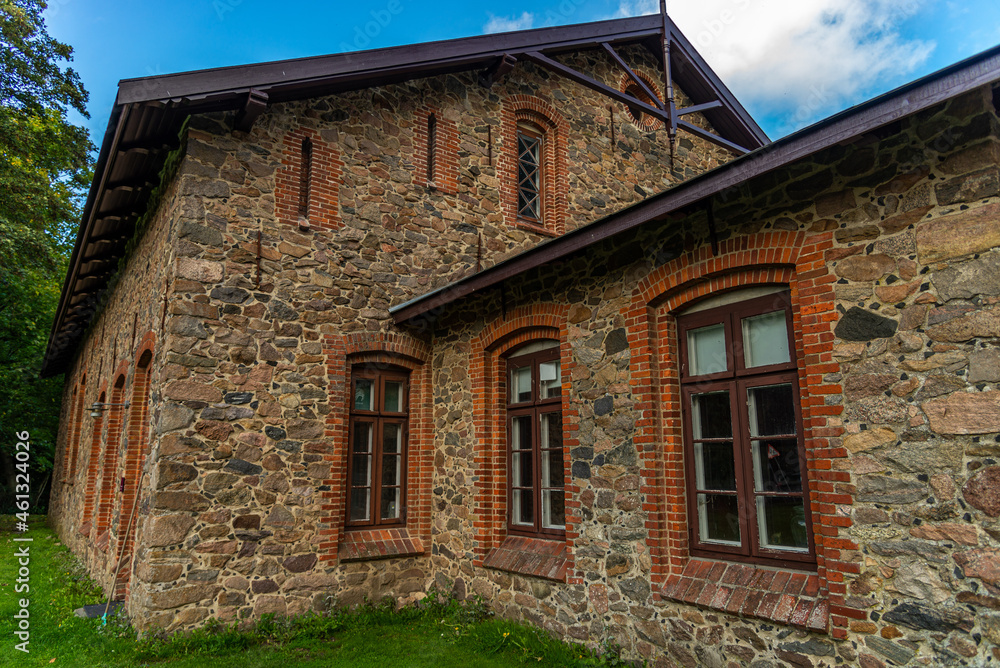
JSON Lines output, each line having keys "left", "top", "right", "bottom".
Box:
{"left": 426, "top": 114, "right": 437, "bottom": 185}
{"left": 298, "top": 137, "right": 312, "bottom": 220}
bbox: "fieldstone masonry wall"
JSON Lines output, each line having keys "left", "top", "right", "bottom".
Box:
{"left": 47, "top": 40, "right": 1000, "bottom": 668}
{"left": 423, "top": 83, "right": 1000, "bottom": 667}
{"left": 49, "top": 46, "right": 734, "bottom": 636}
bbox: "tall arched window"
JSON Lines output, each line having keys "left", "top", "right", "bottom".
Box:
{"left": 516, "top": 122, "right": 544, "bottom": 224}
{"left": 346, "top": 364, "right": 409, "bottom": 528}
{"left": 82, "top": 389, "right": 106, "bottom": 533}
{"left": 676, "top": 288, "right": 814, "bottom": 567}
{"left": 504, "top": 97, "right": 567, "bottom": 235}
{"left": 96, "top": 375, "right": 126, "bottom": 539}
{"left": 505, "top": 340, "right": 565, "bottom": 538}
{"left": 69, "top": 374, "right": 86, "bottom": 480}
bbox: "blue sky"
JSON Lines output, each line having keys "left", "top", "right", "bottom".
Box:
{"left": 45, "top": 0, "right": 1000, "bottom": 143}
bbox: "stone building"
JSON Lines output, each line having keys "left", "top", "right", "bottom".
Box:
{"left": 44, "top": 12, "right": 1000, "bottom": 667}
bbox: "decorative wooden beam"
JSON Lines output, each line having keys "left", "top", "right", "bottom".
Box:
{"left": 234, "top": 88, "right": 268, "bottom": 133}
{"left": 87, "top": 230, "right": 132, "bottom": 244}
{"left": 117, "top": 136, "right": 178, "bottom": 154}
{"left": 678, "top": 100, "right": 723, "bottom": 116}
{"left": 600, "top": 42, "right": 664, "bottom": 110}
{"left": 105, "top": 179, "right": 154, "bottom": 193}
{"left": 94, "top": 205, "right": 143, "bottom": 222}
{"left": 77, "top": 267, "right": 116, "bottom": 281}
{"left": 522, "top": 51, "right": 671, "bottom": 125}
{"left": 479, "top": 54, "right": 517, "bottom": 88}
{"left": 677, "top": 119, "right": 749, "bottom": 155}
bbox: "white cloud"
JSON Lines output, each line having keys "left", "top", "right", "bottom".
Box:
{"left": 484, "top": 12, "right": 536, "bottom": 34}
{"left": 616, "top": 0, "right": 935, "bottom": 134}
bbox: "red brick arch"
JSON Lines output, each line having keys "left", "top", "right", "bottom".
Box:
{"left": 80, "top": 380, "right": 109, "bottom": 537}
{"left": 623, "top": 229, "right": 851, "bottom": 634}
{"left": 469, "top": 304, "right": 580, "bottom": 580}
{"left": 276, "top": 126, "right": 343, "bottom": 231}
{"left": 95, "top": 359, "right": 131, "bottom": 546}
{"left": 319, "top": 331, "right": 433, "bottom": 563}
{"left": 501, "top": 95, "right": 569, "bottom": 236}
{"left": 115, "top": 334, "right": 156, "bottom": 599}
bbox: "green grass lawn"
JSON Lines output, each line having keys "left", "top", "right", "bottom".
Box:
{"left": 0, "top": 517, "right": 624, "bottom": 667}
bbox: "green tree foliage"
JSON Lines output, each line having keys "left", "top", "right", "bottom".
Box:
{"left": 0, "top": 0, "right": 93, "bottom": 509}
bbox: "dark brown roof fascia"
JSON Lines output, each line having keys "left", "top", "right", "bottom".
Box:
{"left": 390, "top": 43, "right": 1000, "bottom": 325}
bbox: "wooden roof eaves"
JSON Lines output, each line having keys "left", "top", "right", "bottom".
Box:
{"left": 390, "top": 43, "right": 1000, "bottom": 325}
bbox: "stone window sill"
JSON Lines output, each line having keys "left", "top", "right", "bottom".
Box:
{"left": 338, "top": 527, "right": 424, "bottom": 562}
{"left": 514, "top": 220, "right": 557, "bottom": 238}
{"left": 483, "top": 535, "right": 569, "bottom": 582}
{"left": 661, "top": 558, "right": 828, "bottom": 632}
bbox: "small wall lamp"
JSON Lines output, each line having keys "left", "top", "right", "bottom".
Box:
{"left": 89, "top": 401, "right": 130, "bottom": 418}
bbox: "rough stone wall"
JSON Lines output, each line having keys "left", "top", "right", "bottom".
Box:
{"left": 48, "top": 171, "right": 181, "bottom": 602}
{"left": 423, "top": 83, "right": 1000, "bottom": 667}
{"left": 44, "top": 46, "right": 738, "bottom": 632}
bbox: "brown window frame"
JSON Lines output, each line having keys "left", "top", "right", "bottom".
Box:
{"left": 346, "top": 365, "right": 409, "bottom": 529}
{"left": 505, "top": 344, "right": 565, "bottom": 539}
{"left": 677, "top": 291, "right": 815, "bottom": 569}
{"left": 516, "top": 123, "right": 544, "bottom": 225}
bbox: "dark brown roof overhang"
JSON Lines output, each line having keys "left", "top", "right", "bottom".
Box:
{"left": 42, "top": 14, "right": 766, "bottom": 377}
{"left": 390, "top": 42, "right": 1000, "bottom": 326}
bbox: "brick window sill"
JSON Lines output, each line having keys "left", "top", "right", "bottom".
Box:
{"left": 661, "top": 558, "right": 828, "bottom": 632}
{"left": 338, "top": 527, "right": 424, "bottom": 562}
{"left": 514, "top": 220, "right": 557, "bottom": 238}
{"left": 483, "top": 535, "right": 569, "bottom": 582}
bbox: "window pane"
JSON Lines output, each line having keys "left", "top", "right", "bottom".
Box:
{"left": 384, "top": 381, "right": 403, "bottom": 412}
{"left": 539, "top": 360, "right": 561, "bottom": 398}
{"left": 511, "top": 366, "right": 532, "bottom": 403}
{"left": 743, "top": 310, "right": 790, "bottom": 368}
{"left": 349, "top": 488, "right": 370, "bottom": 522}
{"left": 540, "top": 412, "right": 562, "bottom": 449}
{"left": 511, "top": 415, "right": 532, "bottom": 451}
{"left": 695, "top": 441, "right": 736, "bottom": 491}
{"left": 382, "top": 454, "right": 399, "bottom": 487}
{"left": 747, "top": 384, "right": 796, "bottom": 437}
{"left": 381, "top": 487, "right": 400, "bottom": 520}
{"left": 752, "top": 439, "right": 802, "bottom": 493}
{"left": 691, "top": 391, "right": 732, "bottom": 439}
{"left": 383, "top": 423, "right": 401, "bottom": 455}
{"left": 542, "top": 489, "right": 565, "bottom": 529}
{"left": 354, "top": 378, "right": 373, "bottom": 411}
{"left": 688, "top": 323, "right": 727, "bottom": 375}
{"left": 513, "top": 489, "right": 534, "bottom": 526}
{"left": 514, "top": 452, "right": 533, "bottom": 487}
{"left": 757, "top": 496, "right": 808, "bottom": 551}
{"left": 698, "top": 493, "right": 741, "bottom": 545}
{"left": 542, "top": 448, "right": 564, "bottom": 488}
{"left": 353, "top": 422, "right": 373, "bottom": 453}
{"left": 351, "top": 453, "right": 371, "bottom": 487}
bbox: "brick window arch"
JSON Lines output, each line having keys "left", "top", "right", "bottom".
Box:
{"left": 626, "top": 230, "right": 848, "bottom": 634}
{"left": 618, "top": 70, "right": 664, "bottom": 132}
{"left": 501, "top": 96, "right": 568, "bottom": 236}
{"left": 413, "top": 106, "right": 457, "bottom": 194}
{"left": 113, "top": 345, "right": 154, "bottom": 599}
{"left": 96, "top": 368, "right": 128, "bottom": 547}
{"left": 66, "top": 374, "right": 86, "bottom": 483}
{"left": 81, "top": 385, "right": 108, "bottom": 537}
{"left": 276, "top": 126, "right": 342, "bottom": 231}
{"left": 470, "top": 304, "right": 578, "bottom": 582}
{"left": 321, "top": 332, "right": 432, "bottom": 564}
